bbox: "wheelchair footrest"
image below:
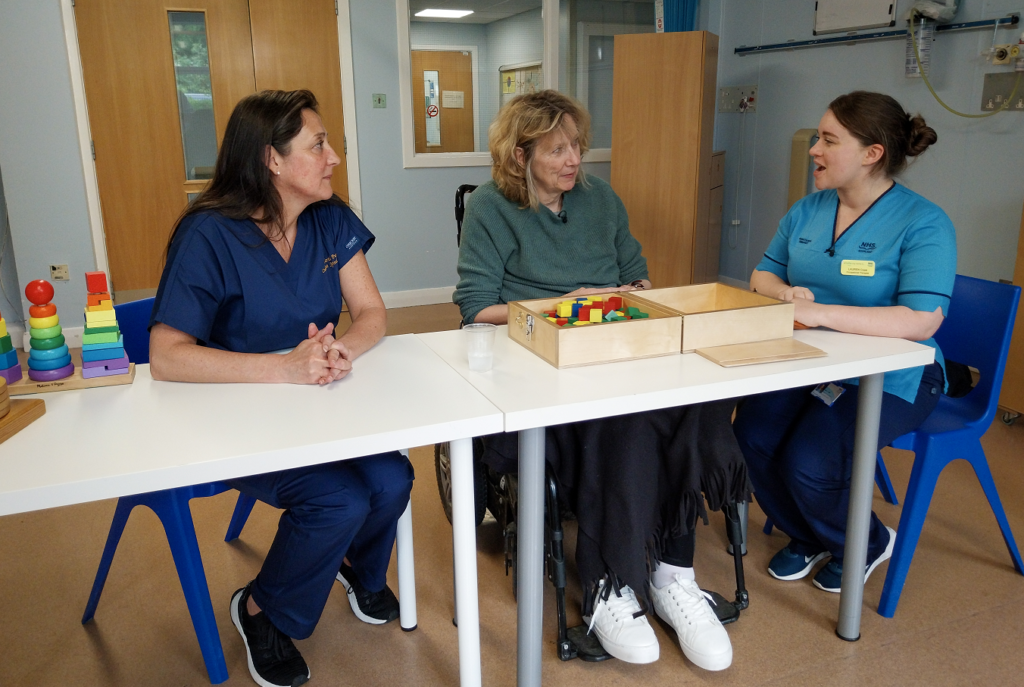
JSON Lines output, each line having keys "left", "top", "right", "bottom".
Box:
{"left": 705, "top": 590, "right": 741, "bottom": 625}
{"left": 564, "top": 625, "right": 613, "bottom": 662}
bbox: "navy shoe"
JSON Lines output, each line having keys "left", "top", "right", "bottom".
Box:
{"left": 813, "top": 526, "right": 897, "bottom": 593}
{"left": 337, "top": 563, "right": 400, "bottom": 625}
{"left": 767, "top": 546, "right": 829, "bottom": 581}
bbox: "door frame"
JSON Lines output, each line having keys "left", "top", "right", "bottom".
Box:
{"left": 60, "top": 0, "right": 365, "bottom": 285}
{"left": 410, "top": 45, "right": 481, "bottom": 153}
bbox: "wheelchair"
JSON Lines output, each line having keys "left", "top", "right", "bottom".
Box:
{"left": 436, "top": 184, "right": 750, "bottom": 662}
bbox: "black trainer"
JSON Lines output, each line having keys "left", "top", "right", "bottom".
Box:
{"left": 336, "top": 562, "right": 400, "bottom": 625}
{"left": 230, "top": 584, "right": 310, "bottom": 687}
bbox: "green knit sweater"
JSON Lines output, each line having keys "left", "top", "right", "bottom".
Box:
{"left": 453, "top": 176, "right": 648, "bottom": 324}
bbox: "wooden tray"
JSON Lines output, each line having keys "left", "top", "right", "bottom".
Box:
{"left": 696, "top": 338, "right": 826, "bottom": 367}
{"left": 632, "top": 283, "right": 794, "bottom": 352}
{"left": 508, "top": 294, "right": 682, "bottom": 368}
{"left": 0, "top": 398, "right": 45, "bottom": 444}
{"left": 8, "top": 364, "right": 136, "bottom": 396}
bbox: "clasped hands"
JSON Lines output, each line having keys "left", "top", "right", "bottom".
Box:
{"left": 285, "top": 322, "right": 353, "bottom": 386}
{"left": 775, "top": 285, "right": 823, "bottom": 328}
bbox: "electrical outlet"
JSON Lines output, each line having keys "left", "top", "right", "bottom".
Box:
{"left": 718, "top": 85, "right": 758, "bottom": 113}
{"left": 50, "top": 264, "right": 70, "bottom": 281}
{"left": 981, "top": 72, "right": 1024, "bottom": 111}
{"left": 372, "top": 93, "right": 386, "bottom": 108}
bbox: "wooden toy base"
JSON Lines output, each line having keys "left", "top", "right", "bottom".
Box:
{"left": 8, "top": 363, "right": 135, "bottom": 396}
{"left": 695, "top": 338, "right": 827, "bottom": 367}
{"left": 0, "top": 398, "right": 45, "bottom": 444}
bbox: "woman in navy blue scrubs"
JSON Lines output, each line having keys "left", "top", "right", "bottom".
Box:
{"left": 149, "top": 90, "right": 413, "bottom": 687}
{"left": 733, "top": 91, "right": 956, "bottom": 594}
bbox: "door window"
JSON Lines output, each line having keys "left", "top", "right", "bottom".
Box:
{"left": 168, "top": 11, "right": 218, "bottom": 181}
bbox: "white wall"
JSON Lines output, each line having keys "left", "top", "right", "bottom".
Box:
{"left": 0, "top": 168, "right": 24, "bottom": 339}
{"left": 704, "top": 0, "right": 1024, "bottom": 284}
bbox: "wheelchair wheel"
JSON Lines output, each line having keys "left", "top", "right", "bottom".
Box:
{"left": 435, "top": 440, "right": 487, "bottom": 526}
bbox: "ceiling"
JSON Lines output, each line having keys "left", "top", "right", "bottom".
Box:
{"left": 409, "top": 0, "right": 543, "bottom": 24}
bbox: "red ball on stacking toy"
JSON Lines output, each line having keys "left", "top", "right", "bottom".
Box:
{"left": 25, "top": 280, "right": 55, "bottom": 306}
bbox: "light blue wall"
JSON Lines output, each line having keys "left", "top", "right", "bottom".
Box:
{"left": 481, "top": 8, "right": 546, "bottom": 136}
{"left": 0, "top": 1, "right": 97, "bottom": 331}
{"left": 0, "top": 168, "right": 24, "bottom": 331}
{"left": 704, "top": 0, "right": 1024, "bottom": 284}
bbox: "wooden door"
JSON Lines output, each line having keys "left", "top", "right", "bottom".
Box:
{"left": 75, "top": 0, "right": 254, "bottom": 293}
{"left": 411, "top": 50, "right": 474, "bottom": 154}
{"left": 248, "top": 0, "right": 348, "bottom": 201}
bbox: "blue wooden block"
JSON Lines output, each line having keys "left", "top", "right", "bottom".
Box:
{"left": 28, "top": 353, "right": 73, "bottom": 371}
{"left": 0, "top": 348, "right": 18, "bottom": 369}
{"left": 29, "top": 344, "right": 70, "bottom": 361}
{"left": 82, "top": 346, "right": 126, "bottom": 363}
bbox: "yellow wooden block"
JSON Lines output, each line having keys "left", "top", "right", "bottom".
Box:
{"left": 589, "top": 309, "right": 603, "bottom": 323}
{"left": 556, "top": 303, "right": 573, "bottom": 318}
{"left": 546, "top": 317, "right": 557, "bottom": 323}
{"left": 572, "top": 320, "right": 590, "bottom": 326}
{"left": 29, "top": 314, "right": 59, "bottom": 329}
{"left": 85, "top": 309, "right": 117, "bottom": 324}
{"left": 0, "top": 319, "right": 6, "bottom": 338}
{"left": 589, "top": 296, "right": 602, "bottom": 302}
{"left": 86, "top": 300, "right": 114, "bottom": 312}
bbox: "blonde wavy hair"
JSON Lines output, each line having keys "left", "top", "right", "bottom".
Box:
{"left": 489, "top": 90, "right": 592, "bottom": 209}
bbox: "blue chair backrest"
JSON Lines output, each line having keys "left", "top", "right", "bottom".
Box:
{"left": 113, "top": 297, "right": 155, "bottom": 365}
{"left": 932, "top": 275, "right": 1020, "bottom": 426}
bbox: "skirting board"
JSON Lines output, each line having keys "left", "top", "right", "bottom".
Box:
{"left": 380, "top": 286, "right": 455, "bottom": 309}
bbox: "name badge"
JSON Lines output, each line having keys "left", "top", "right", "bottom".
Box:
{"left": 841, "top": 260, "right": 875, "bottom": 277}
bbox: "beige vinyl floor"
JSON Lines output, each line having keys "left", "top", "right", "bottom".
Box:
{"left": 3, "top": 303, "right": 1023, "bottom": 686}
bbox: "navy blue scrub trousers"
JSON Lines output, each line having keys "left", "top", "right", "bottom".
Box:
{"left": 733, "top": 363, "right": 943, "bottom": 564}
{"left": 228, "top": 451, "right": 414, "bottom": 639}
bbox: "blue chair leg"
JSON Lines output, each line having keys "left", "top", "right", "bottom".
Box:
{"left": 149, "top": 490, "right": 229, "bottom": 684}
{"left": 878, "top": 452, "right": 945, "bottom": 618}
{"left": 875, "top": 452, "right": 899, "bottom": 506}
{"left": 965, "top": 445, "right": 1024, "bottom": 575}
{"left": 82, "top": 498, "right": 137, "bottom": 624}
{"left": 224, "top": 493, "right": 257, "bottom": 542}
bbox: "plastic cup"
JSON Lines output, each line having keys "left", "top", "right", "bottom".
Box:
{"left": 464, "top": 323, "right": 497, "bottom": 371}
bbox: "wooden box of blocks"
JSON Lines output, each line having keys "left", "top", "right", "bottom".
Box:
{"left": 631, "top": 283, "right": 795, "bottom": 353}
{"left": 507, "top": 294, "right": 682, "bottom": 368}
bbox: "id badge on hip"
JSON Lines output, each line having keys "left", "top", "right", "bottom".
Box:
{"left": 811, "top": 382, "right": 845, "bottom": 407}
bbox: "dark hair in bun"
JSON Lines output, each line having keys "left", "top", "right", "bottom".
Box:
{"left": 828, "top": 91, "right": 937, "bottom": 177}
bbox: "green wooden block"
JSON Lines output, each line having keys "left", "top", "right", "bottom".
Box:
{"left": 0, "top": 334, "right": 11, "bottom": 354}
{"left": 82, "top": 331, "right": 120, "bottom": 345}
{"left": 85, "top": 324, "right": 120, "bottom": 335}
{"left": 626, "top": 306, "right": 640, "bottom": 316}
{"left": 567, "top": 317, "right": 578, "bottom": 324}
{"left": 634, "top": 311, "right": 649, "bottom": 319}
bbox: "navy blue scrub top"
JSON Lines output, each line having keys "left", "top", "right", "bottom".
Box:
{"left": 151, "top": 199, "right": 374, "bottom": 354}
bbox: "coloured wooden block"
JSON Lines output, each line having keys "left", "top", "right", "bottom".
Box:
{"left": 30, "top": 324, "right": 62, "bottom": 340}
{"left": 0, "top": 363, "right": 22, "bottom": 385}
{"left": 82, "top": 365, "right": 131, "bottom": 379}
{"left": 608, "top": 296, "right": 623, "bottom": 310}
{"left": 28, "top": 345, "right": 69, "bottom": 361}
{"left": 601, "top": 302, "right": 614, "bottom": 315}
{"left": 546, "top": 317, "right": 557, "bottom": 323}
{"left": 28, "top": 354, "right": 73, "bottom": 371}
{"left": 28, "top": 303, "right": 56, "bottom": 318}
{"left": 589, "top": 309, "right": 603, "bottom": 323}
{"left": 0, "top": 318, "right": 6, "bottom": 338}
{"left": 556, "top": 318, "right": 568, "bottom": 326}
{"left": 634, "top": 312, "right": 649, "bottom": 319}
{"left": 627, "top": 307, "right": 640, "bottom": 317}
{"left": 30, "top": 334, "right": 65, "bottom": 351}
{"left": 85, "top": 271, "right": 108, "bottom": 293}
{"left": 82, "top": 353, "right": 129, "bottom": 370}
{"left": 28, "top": 363, "right": 74, "bottom": 382}
{"left": 87, "top": 292, "right": 111, "bottom": 306}
{"left": 571, "top": 303, "right": 581, "bottom": 317}
{"left": 0, "top": 349, "right": 17, "bottom": 369}
{"left": 0, "top": 335, "right": 11, "bottom": 354}
{"left": 83, "top": 334, "right": 124, "bottom": 351}
{"left": 84, "top": 324, "right": 119, "bottom": 335}
{"left": 82, "top": 331, "right": 120, "bottom": 345}
{"left": 86, "top": 300, "right": 113, "bottom": 312}
{"left": 567, "top": 317, "right": 578, "bottom": 324}
{"left": 556, "top": 303, "right": 573, "bottom": 318}
{"left": 578, "top": 306, "right": 591, "bottom": 321}
{"left": 572, "top": 321, "right": 590, "bottom": 326}
{"left": 29, "top": 314, "right": 59, "bottom": 329}
{"left": 82, "top": 345, "right": 125, "bottom": 363}
{"left": 85, "top": 309, "right": 117, "bottom": 324}
{"left": 589, "top": 296, "right": 602, "bottom": 302}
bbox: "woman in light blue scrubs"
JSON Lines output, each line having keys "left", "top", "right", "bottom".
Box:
{"left": 733, "top": 91, "right": 956, "bottom": 593}
{"left": 149, "top": 90, "right": 413, "bottom": 687}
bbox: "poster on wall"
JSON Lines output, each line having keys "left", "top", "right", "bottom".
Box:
{"left": 423, "top": 70, "right": 440, "bottom": 147}
{"left": 813, "top": 0, "right": 895, "bottom": 35}
{"left": 499, "top": 62, "right": 543, "bottom": 108}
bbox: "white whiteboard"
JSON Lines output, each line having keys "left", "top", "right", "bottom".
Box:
{"left": 813, "top": 0, "right": 895, "bottom": 35}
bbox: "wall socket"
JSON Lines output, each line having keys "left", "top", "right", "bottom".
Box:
{"left": 718, "top": 85, "right": 758, "bottom": 113}
{"left": 981, "top": 72, "right": 1024, "bottom": 111}
{"left": 49, "top": 264, "right": 70, "bottom": 281}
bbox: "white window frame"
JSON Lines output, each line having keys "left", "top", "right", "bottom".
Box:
{"left": 575, "top": 21, "right": 655, "bottom": 163}
{"left": 410, "top": 44, "right": 482, "bottom": 153}
{"left": 397, "top": 0, "right": 559, "bottom": 168}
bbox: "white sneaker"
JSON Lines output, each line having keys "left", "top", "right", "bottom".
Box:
{"left": 650, "top": 575, "right": 733, "bottom": 671}
{"left": 582, "top": 580, "right": 660, "bottom": 664}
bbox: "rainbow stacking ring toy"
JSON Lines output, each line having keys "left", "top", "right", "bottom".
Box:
{"left": 25, "top": 279, "right": 74, "bottom": 382}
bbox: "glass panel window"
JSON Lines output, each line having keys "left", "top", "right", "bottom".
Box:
{"left": 168, "top": 11, "right": 218, "bottom": 180}
{"left": 559, "top": 0, "right": 656, "bottom": 149}
{"left": 409, "top": 0, "right": 543, "bottom": 154}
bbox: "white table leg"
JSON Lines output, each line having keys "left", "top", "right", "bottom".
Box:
{"left": 450, "top": 437, "right": 482, "bottom": 686}
{"left": 517, "top": 428, "right": 545, "bottom": 687}
{"left": 396, "top": 499, "right": 417, "bottom": 631}
{"left": 838, "top": 372, "right": 884, "bottom": 641}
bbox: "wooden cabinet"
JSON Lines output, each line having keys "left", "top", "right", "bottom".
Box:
{"left": 998, "top": 200, "right": 1024, "bottom": 418}
{"left": 610, "top": 31, "right": 719, "bottom": 287}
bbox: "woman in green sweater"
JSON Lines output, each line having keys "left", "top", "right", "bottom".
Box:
{"left": 454, "top": 91, "right": 748, "bottom": 673}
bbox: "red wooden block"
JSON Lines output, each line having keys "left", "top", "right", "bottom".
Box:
{"left": 25, "top": 279, "right": 54, "bottom": 306}
{"left": 602, "top": 301, "right": 614, "bottom": 315}
{"left": 578, "top": 306, "right": 591, "bottom": 320}
{"left": 85, "top": 271, "right": 108, "bottom": 294}
{"left": 608, "top": 296, "right": 623, "bottom": 310}
{"left": 544, "top": 310, "right": 557, "bottom": 318}
{"left": 87, "top": 292, "right": 111, "bottom": 306}
{"left": 556, "top": 318, "right": 567, "bottom": 326}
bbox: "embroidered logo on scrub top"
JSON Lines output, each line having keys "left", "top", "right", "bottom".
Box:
{"left": 798, "top": 238, "right": 812, "bottom": 245}
{"left": 322, "top": 253, "right": 339, "bottom": 273}
{"left": 858, "top": 242, "right": 876, "bottom": 253}
{"left": 345, "top": 236, "right": 360, "bottom": 250}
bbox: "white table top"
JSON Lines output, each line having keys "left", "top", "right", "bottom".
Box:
{"left": 0, "top": 334, "right": 503, "bottom": 517}
{"left": 416, "top": 328, "right": 935, "bottom": 432}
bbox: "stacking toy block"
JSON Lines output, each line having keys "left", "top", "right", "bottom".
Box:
{"left": 83, "top": 331, "right": 120, "bottom": 345}
{"left": 85, "top": 309, "right": 117, "bottom": 324}
{"left": 28, "top": 363, "right": 75, "bottom": 382}
{"left": 608, "top": 296, "right": 623, "bottom": 310}
{"left": 0, "top": 318, "right": 6, "bottom": 338}
{"left": 0, "top": 349, "right": 18, "bottom": 369}
{"left": 556, "top": 303, "right": 573, "bottom": 318}
{"left": 87, "top": 300, "right": 114, "bottom": 312}
{"left": 83, "top": 348, "right": 125, "bottom": 363}
{"left": 573, "top": 321, "right": 590, "bottom": 326}
{"left": 578, "top": 306, "right": 591, "bottom": 321}
{"left": 0, "top": 334, "right": 11, "bottom": 354}
{"left": 29, "top": 314, "right": 60, "bottom": 329}
{"left": 28, "top": 354, "right": 74, "bottom": 371}
{"left": 85, "top": 323, "right": 119, "bottom": 335}
{"left": 29, "top": 303, "right": 57, "bottom": 318}
{"left": 30, "top": 325, "right": 62, "bottom": 340}
{"left": 83, "top": 335, "right": 124, "bottom": 351}
{"left": 29, "top": 345, "right": 70, "bottom": 361}
{"left": 30, "top": 334, "right": 66, "bottom": 351}
{"left": 87, "top": 292, "right": 111, "bottom": 306}
{"left": 589, "top": 309, "right": 603, "bottom": 323}
{"left": 25, "top": 280, "right": 55, "bottom": 305}
{"left": 0, "top": 363, "right": 21, "bottom": 385}
{"left": 556, "top": 318, "right": 568, "bottom": 326}
{"left": 85, "top": 271, "right": 108, "bottom": 293}
{"left": 83, "top": 353, "right": 129, "bottom": 371}
{"left": 546, "top": 317, "right": 557, "bottom": 323}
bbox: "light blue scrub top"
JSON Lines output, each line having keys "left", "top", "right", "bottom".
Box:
{"left": 756, "top": 183, "right": 957, "bottom": 403}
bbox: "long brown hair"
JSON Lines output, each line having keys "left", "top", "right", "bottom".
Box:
{"left": 166, "top": 89, "right": 331, "bottom": 250}
{"left": 828, "top": 91, "right": 937, "bottom": 177}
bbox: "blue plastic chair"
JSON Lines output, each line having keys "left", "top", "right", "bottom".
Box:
{"left": 878, "top": 275, "right": 1024, "bottom": 616}
{"left": 82, "top": 297, "right": 255, "bottom": 684}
